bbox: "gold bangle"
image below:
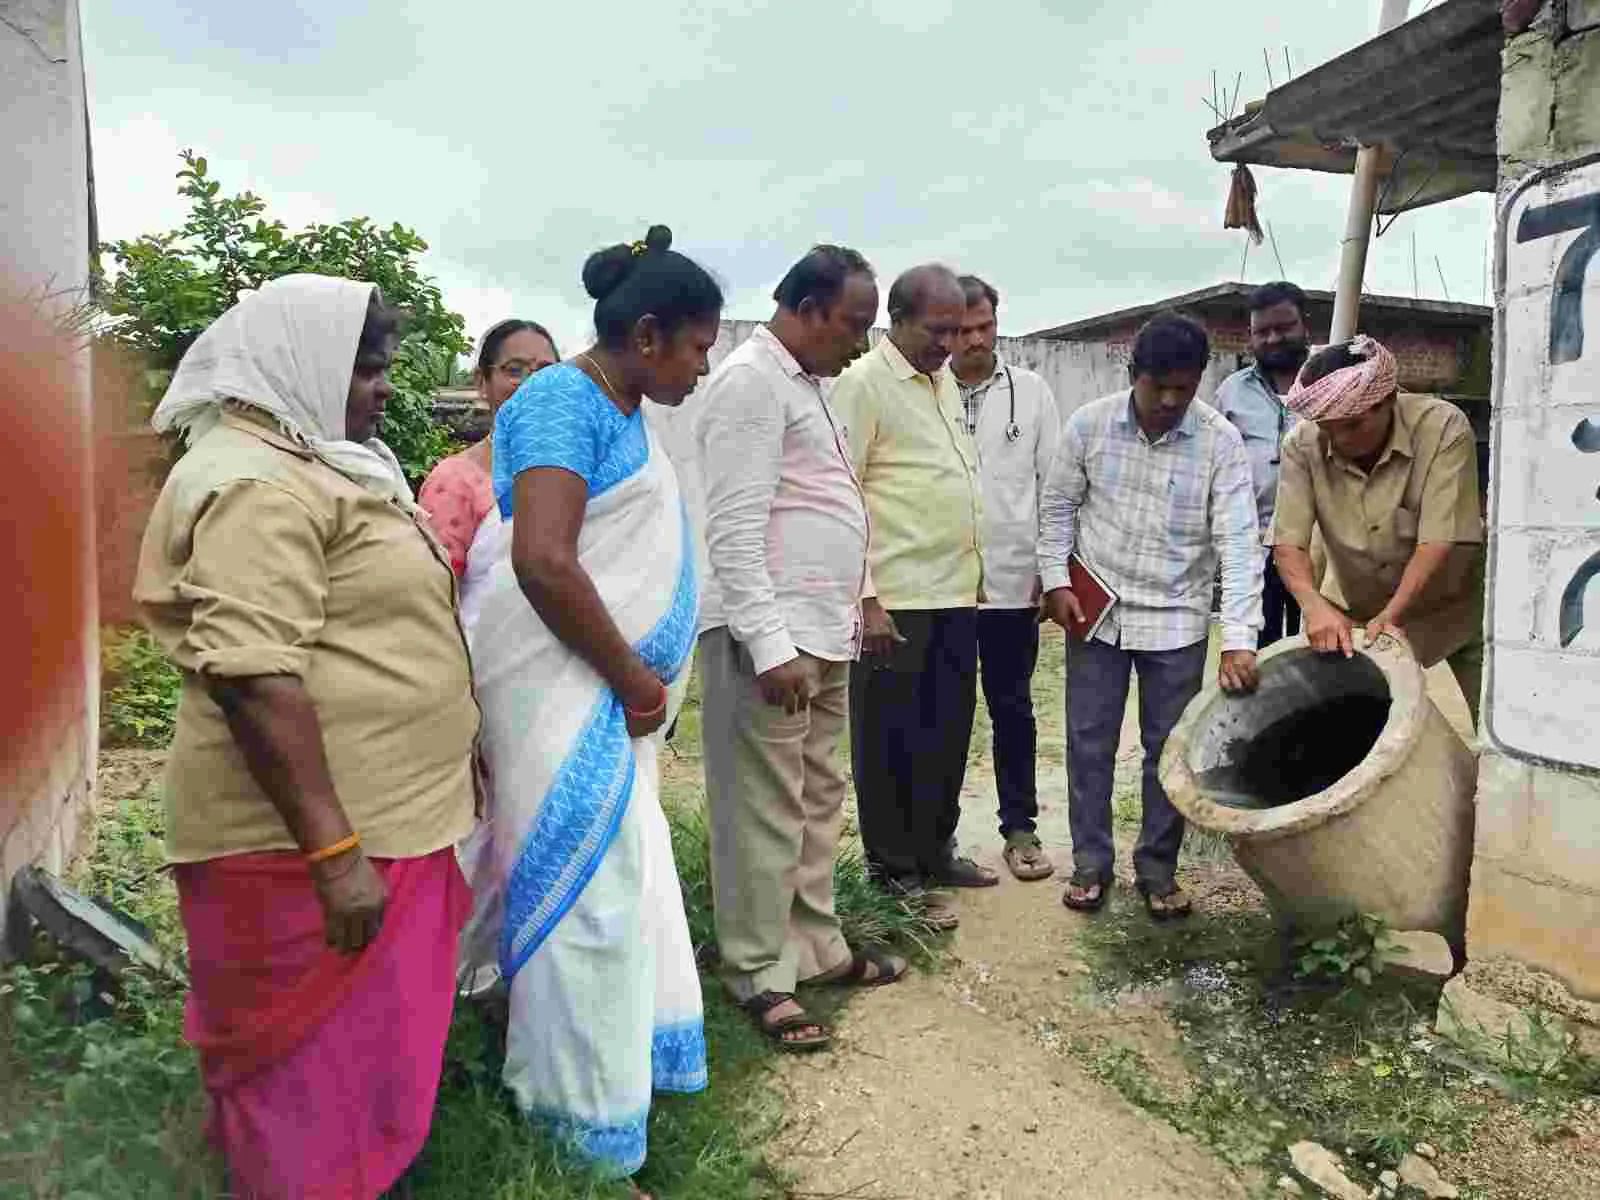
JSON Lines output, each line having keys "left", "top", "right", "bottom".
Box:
{"left": 306, "top": 832, "right": 360, "bottom": 864}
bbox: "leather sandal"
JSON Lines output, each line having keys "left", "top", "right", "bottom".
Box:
{"left": 803, "top": 945, "right": 908, "bottom": 988}
{"left": 1003, "top": 832, "right": 1055, "bottom": 881}
{"left": 742, "top": 991, "right": 832, "bottom": 1052}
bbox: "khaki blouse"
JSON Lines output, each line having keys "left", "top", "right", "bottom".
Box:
{"left": 135, "top": 408, "right": 479, "bottom": 863}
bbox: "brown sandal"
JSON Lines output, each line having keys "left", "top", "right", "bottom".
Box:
{"left": 804, "top": 946, "right": 908, "bottom": 988}
{"left": 742, "top": 991, "right": 832, "bottom": 1052}
{"left": 1138, "top": 880, "right": 1193, "bottom": 921}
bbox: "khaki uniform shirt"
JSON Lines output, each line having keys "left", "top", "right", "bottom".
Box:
{"left": 829, "top": 337, "right": 984, "bottom": 611}
{"left": 135, "top": 408, "right": 479, "bottom": 863}
{"left": 1268, "top": 392, "right": 1484, "bottom": 667}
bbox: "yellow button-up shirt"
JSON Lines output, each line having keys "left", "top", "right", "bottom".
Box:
{"left": 830, "top": 337, "right": 984, "bottom": 611}
{"left": 135, "top": 407, "right": 480, "bottom": 863}
{"left": 1268, "top": 392, "right": 1484, "bottom": 667}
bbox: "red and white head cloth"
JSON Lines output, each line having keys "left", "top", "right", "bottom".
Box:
{"left": 1284, "top": 335, "right": 1399, "bottom": 421}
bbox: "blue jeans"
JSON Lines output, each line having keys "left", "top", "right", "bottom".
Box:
{"left": 1064, "top": 636, "right": 1207, "bottom": 889}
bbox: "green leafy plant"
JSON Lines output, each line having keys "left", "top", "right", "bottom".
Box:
{"left": 1294, "top": 912, "right": 1391, "bottom": 987}
{"left": 97, "top": 150, "right": 468, "bottom": 480}
{"left": 100, "top": 627, "right": 182, "bottom": 748}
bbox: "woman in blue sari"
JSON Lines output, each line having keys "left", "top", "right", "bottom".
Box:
{"left": 462, "top": 225, "right": 723, "bottom": 1184}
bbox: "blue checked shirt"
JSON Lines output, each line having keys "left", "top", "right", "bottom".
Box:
{"left": 1038, "top": 391, "right": 1264, "bottom": 653}
{"left": 1213, "top": 364, "right": 1299, "bottom": 533}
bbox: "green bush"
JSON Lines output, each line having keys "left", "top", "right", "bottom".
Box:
{"left": 97, "top": 151, "right": 468, "bottom": 482}
{"left": 100, "top": 628, "right": 181, "bottom": 749}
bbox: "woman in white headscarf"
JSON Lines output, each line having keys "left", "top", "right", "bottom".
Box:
{"left": 134, "top": 274, "right": 480, "bottom": 1199}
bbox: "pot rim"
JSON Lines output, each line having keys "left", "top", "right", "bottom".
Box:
{"left": 1159, "top": 631, "right": 1428, "bottom": 841}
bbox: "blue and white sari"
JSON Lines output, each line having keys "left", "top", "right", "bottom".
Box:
{"left": 460, "top": 364, "right": 705, "bottom": 1178}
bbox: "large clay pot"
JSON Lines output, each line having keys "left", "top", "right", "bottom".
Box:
{"left": 1159, "top": 633, "right": 1477, "bottom": 944}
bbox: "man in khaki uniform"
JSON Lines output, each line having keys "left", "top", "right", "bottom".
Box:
{"left": 1269, "top": 336, "right": 1485, "bottom": 725}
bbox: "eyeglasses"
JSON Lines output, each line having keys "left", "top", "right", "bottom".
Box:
{"left": 495, "top": 359, "right": 541, "bottom": 383}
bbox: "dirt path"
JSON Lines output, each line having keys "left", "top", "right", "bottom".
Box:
{"left": 769, "top": 862, "right": 1252, "bottom": 1198}
{"left": 769, "top": 629, "right": 1249, "bottom": 1199}
{"left": 768, "top": 629, "right": 1479, "bottom": 1200}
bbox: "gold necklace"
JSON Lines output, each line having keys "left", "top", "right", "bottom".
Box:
{"left": 577, "top": 352, "right": 621, "bottom": 400}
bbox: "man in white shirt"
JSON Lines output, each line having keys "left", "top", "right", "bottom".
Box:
{"left": 951, "top": 275, "right": 1059, "bottom": 882}
{"left": 1040, "top": 313, "right": 1263, "bottom": 921}
{"left": 696, "top": 245, "right": 907, "bottom": 1052}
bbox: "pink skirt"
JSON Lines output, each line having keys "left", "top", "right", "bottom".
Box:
{"left": 176, "top": 847, "right": 470, "bottom": 1199}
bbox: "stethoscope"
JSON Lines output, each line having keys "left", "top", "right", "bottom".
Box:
{"left": 968, "top": 366, "right": 1021, "bottom": 443}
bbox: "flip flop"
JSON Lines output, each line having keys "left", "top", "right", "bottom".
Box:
{"left": 1062, "top": 869, "right": 1111, "bottom": 912}
{"left": 1138, "top": 880, "right": 1193, "bottom": 921}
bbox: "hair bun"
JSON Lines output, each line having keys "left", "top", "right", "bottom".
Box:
{"left": 581, "top": 244, "right": 635, "bottom": 302}
{"left": 582, "top": 226, "right": 677, "bottom": 301}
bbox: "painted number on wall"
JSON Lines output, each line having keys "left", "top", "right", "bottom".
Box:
{"left": 1489, "top": 161, "right": 1600, "bottom": 768}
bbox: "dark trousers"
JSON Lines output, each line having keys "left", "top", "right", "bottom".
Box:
{"left": 1064, "top": 636, "right": 1207, "bottom": 889}
{"left": 849, "top": 607, "right": 978, "bottom": 883}
{"left": 1260, "top": 551, "right": 1301, "bottom": 649}
{"left": 978, "top": 608, "right": 1040, "bottom": 837}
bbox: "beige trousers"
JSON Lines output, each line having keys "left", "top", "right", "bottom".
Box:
{"left": 698, "top": 629, "right": 852, "bottom": 1001}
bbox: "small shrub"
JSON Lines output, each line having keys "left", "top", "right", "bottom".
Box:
{"left": 1294, "top": 912, "right": 1390, "bottom": 988}
{"left": 100, "top": 627, "right": 181, "bottom": 748}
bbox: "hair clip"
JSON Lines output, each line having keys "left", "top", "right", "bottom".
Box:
{"left": 630, "top": 240, "right": 648, "bottom": 257}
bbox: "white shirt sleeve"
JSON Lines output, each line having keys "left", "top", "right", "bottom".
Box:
{"left": 1037, "top": 407, "right": 1086, "bottom": 593}
{"left": 1210, "top": 424, "right": 1266, "bottom": 652}
{"left": 696, "top": 363, "right": 797, "bottom": 674}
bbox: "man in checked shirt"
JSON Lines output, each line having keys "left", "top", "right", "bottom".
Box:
{"left": 1040, "top": 313, "right": 1264, "bottom": 920}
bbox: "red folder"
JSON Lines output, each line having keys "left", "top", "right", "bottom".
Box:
{"left": 1066, "top": 553, "right": 1119, "bottom": 642}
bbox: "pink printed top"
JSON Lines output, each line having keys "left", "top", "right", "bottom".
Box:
{"left": 418, "top": 451, "right": 495, "bottom": 577}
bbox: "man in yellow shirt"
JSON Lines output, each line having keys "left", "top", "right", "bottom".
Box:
{"left": 1269, "top": 336, "right": 1485, "bottom": 725}
{"left": 831, "top": 264, "right": 991, "bottom": 927}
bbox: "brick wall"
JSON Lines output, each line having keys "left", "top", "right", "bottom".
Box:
{"left": 1087, "top": 312, "right": 1483, "bottom": 394}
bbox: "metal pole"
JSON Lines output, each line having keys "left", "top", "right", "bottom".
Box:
{"left": 1329, "top": 0, "right": 1412, "bottom": 342}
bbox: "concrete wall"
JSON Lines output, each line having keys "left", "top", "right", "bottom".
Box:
{"left": 0, "top": 0, "right": 97, "bottom": 917}
{"left": 1466, "top": 2, "right": 1600, "bottom": 1007}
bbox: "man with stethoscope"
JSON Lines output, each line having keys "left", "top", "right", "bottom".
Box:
{"left": 951, "top": 275, "right": 1061, "bottom": 883}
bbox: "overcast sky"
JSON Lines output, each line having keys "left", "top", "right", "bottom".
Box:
{"left": 81, "top": 0, "right": 1492, "bottom": 354}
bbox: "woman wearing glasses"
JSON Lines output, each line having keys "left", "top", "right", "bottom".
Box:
{"left": 420, "top": 319, "right": 560, "bottom": 581}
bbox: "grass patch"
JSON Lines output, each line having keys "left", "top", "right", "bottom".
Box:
{"left": 100, "top": 627, "right": 182, "bottom": 749}
{"left": 407, "top": 983, "right": 790, "bottom": 1200}
{"left": 5, "top": 721, "right": 937, "bottom": 1199}
{"left": 1065, "top": 899, "right": 1597, "bottom": 1194}
{"left": 0, "top": 783, "right": 211, "bottom": 1198}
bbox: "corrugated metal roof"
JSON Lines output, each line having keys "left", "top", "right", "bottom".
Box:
{"left": 1206, "top": 0, "right": 1502, "bottom": 214}
{"left": 1027, "top": 281, "right": 1492, "bottom": 341}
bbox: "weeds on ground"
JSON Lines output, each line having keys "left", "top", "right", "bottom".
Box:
{"left": 4, "top": 760, "right": 936, "bottom": 1198}
{"left": 0, "top": 794, "right": 211, "bottom": 1200}
{"left": 1292, "top": 911, "right": 1391, "bottom": 987}
{"left": 100, "top": 626, "right": 182, "bottom": 748}
{"left": 1066, "top": 900, "right": 1600, "bottom": 1195}
{"left": 1069, "top": 902, "right": 1483, "bottom": 1179}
